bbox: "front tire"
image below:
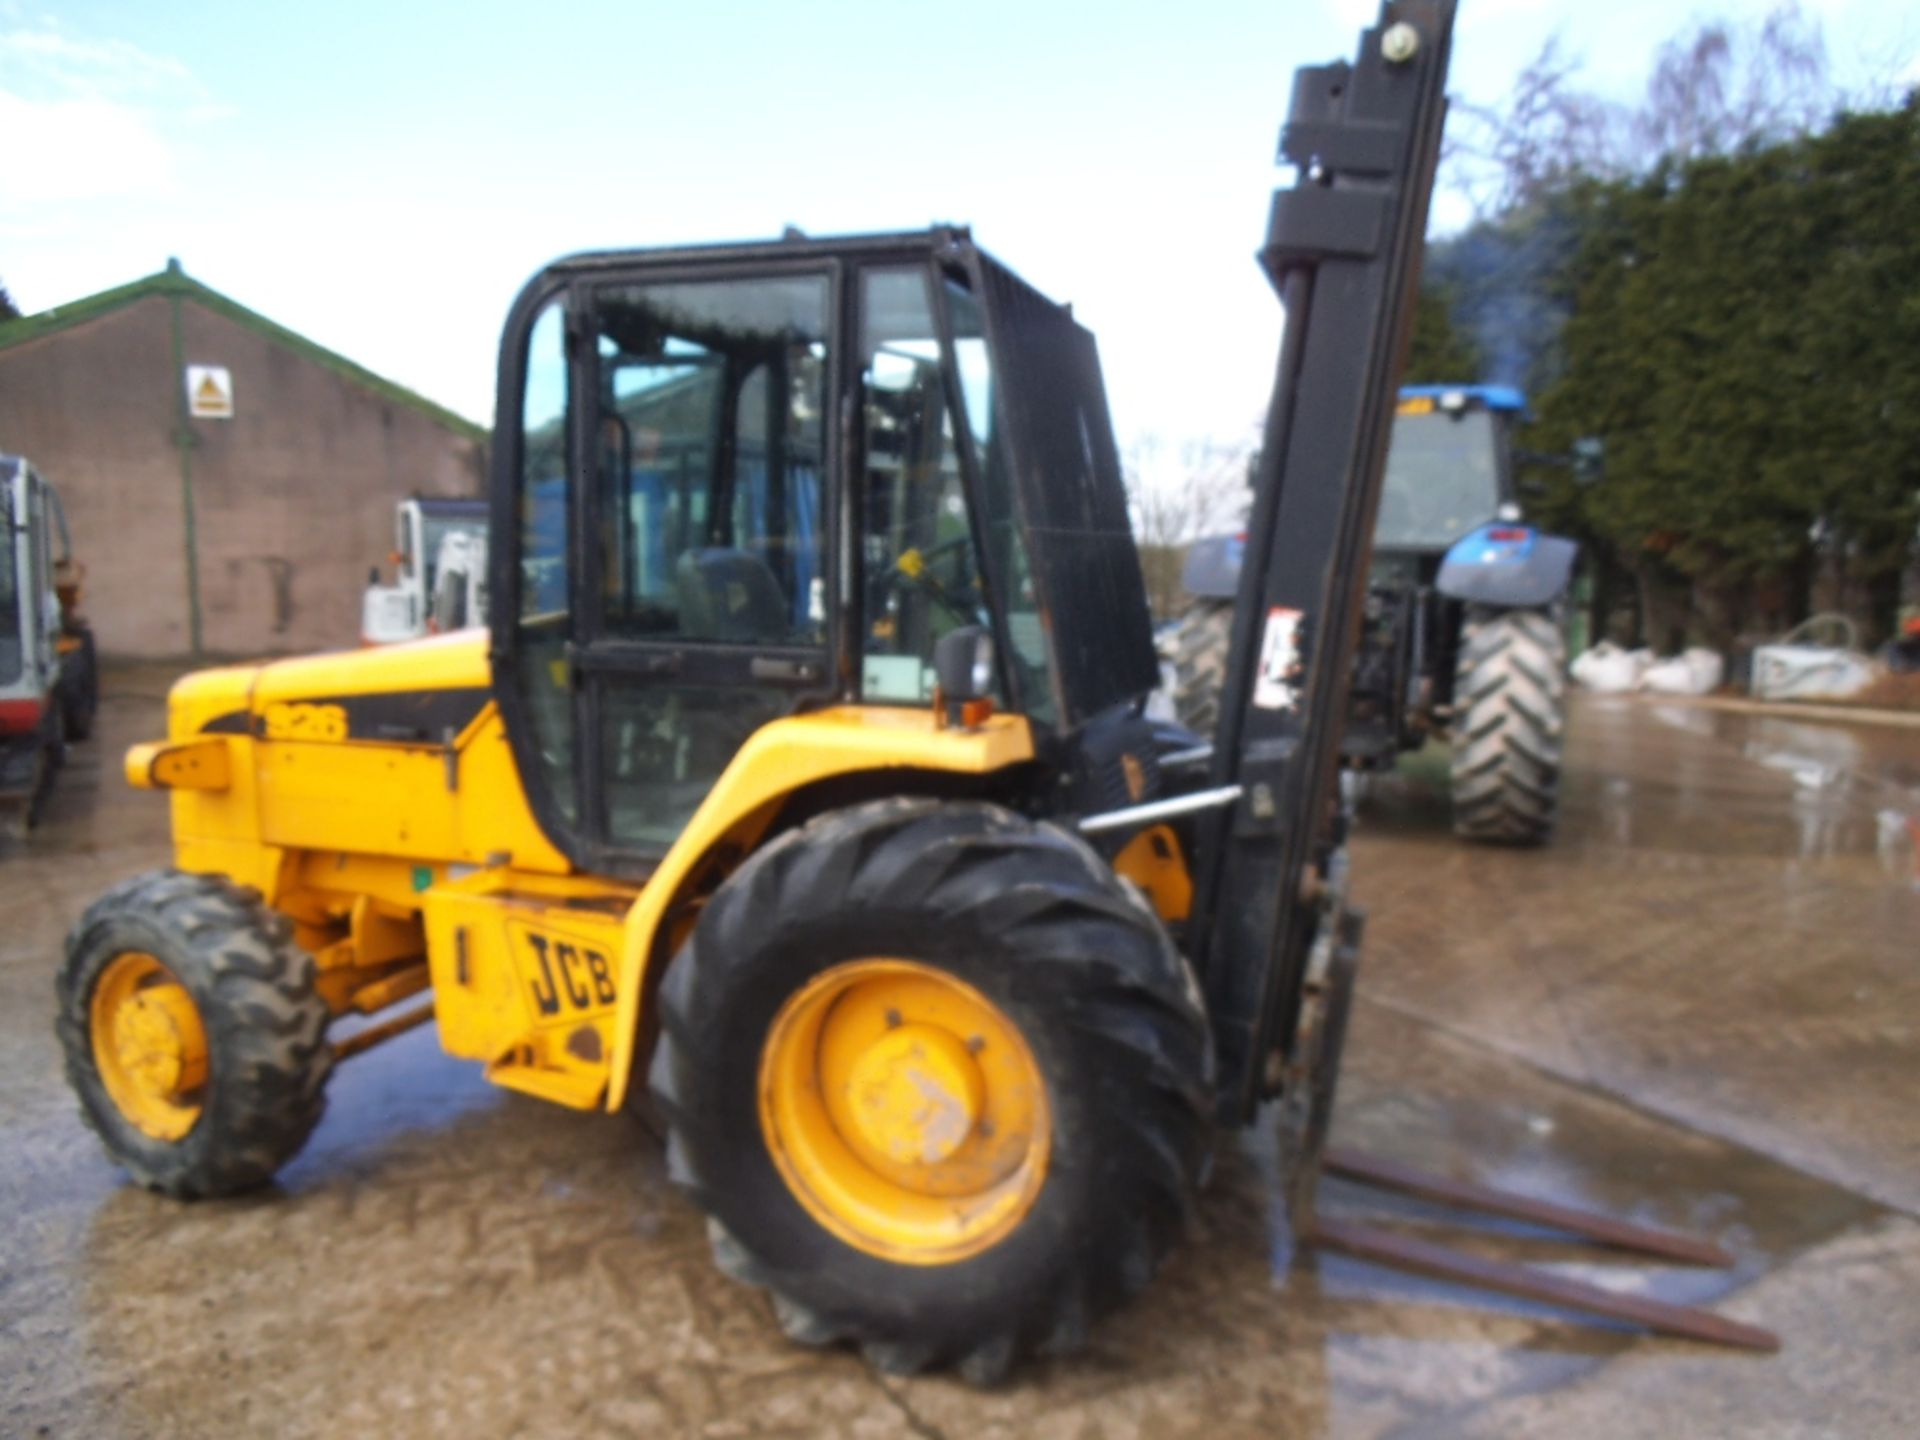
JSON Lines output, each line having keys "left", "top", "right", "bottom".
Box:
{"left": 16, "top": 706, "right": 66, "bottom": 834}
{"left": 56, "top": 870, "right": 334, "bottom": 1197}
{"left": 649, "top": 799, "right": 1212, "bottom": 1384}
{"left": 1450, "top": 606, "right": 1567, "bottom": 844}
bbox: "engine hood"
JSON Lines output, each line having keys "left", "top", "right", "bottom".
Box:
{"left": 172, "top": 630, "right": 493, "bottom": 743}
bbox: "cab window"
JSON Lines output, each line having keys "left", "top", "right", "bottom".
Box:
{"left": 858, "top": 268, "right": 989, "bottom": 704}
{"left": 594, "top": 277, "right": 828, "bottom": 646}
{"left": 946, "top": 278, "right": 1057, "bottom": 725}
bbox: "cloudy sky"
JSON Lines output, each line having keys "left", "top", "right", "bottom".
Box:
{"left": 3, "top": 0, "right": 1914, "bottom": 468}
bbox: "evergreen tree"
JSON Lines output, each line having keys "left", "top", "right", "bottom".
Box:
{"left": 1403, "top": 273, "right": 1484, "bottom": 383}
{"left": 1529, "top": 99, "right": 1920, "bottom": 645}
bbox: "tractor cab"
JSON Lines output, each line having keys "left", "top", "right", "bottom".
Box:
{"left": 1373, "top": 384, "right": 1527, "bottom": 558}
{"left": 489, "top": 228, "right": 1161, "bottom": 868}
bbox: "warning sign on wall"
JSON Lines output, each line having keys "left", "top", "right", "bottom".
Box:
{"left": 185, "top": 364, "right": 234, "bottom": 419}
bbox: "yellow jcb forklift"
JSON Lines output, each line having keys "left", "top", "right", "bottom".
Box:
{"left": 56, "top": 1, "right": 1772, "bottom": 1381}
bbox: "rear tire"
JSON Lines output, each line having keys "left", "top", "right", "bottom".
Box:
{"left": 62, "top": 629, "right": 98, "bottom": 741}
{"left": 20, "top": 707, "right": 65, "bottom": 832}
{"left": 56, "top": 870, "right": 334, "bottom": 1197}
{"left": 1170, "top": 600, "right": 1232, "bottom": 737}
{"left": 1450, "top": 606, "right": 1566, "bottom": 845}
{"left": 650, "top": 798, "right": 1212, "bottom": 1384}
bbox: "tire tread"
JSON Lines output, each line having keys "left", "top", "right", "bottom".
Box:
{"left": 1450, "top": 607, "right": 1567, "bottom": 845}
{"left": 649, "top": 800, "right": 1212, "bottom": 1384}
{"left": 56, "top": 869, "right": 334, "bottom": 1197}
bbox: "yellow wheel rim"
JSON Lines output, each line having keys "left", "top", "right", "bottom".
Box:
{"left": 759, "top": 958, "right": 1051, "bottom": 1265}
{"left": 89, "top": 952, "right": 208, "bottom": 1142}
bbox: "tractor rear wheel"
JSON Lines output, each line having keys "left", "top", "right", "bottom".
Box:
{"left": 56, "top": 870, "right": 333, "bottom": 1196}
{"left": 1170, "top": 600, "right": 1232, "bottom": 736}
{"left": 650, "top": 798, "right": 1213, "bottom": 1384}
{"left": 1450, "top": 605, "right": 1567, "bottom": 845}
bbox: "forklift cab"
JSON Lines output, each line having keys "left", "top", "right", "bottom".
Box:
{"left": 489, "top": 229, "right": 1161, "bottom": 874}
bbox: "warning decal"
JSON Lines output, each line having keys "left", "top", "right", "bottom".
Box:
{"left": 186, "top": 364, "right": 234, "bottom": 419}
{"left": 1253, "top": 606, "right": 1305, "bottom": 711}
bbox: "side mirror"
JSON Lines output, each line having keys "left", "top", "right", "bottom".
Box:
{"left": 933, "top": 625, "right": 994, "bottom": 725}
{"left": 1572, "top": 436, "right": 1604, "bottom": 485}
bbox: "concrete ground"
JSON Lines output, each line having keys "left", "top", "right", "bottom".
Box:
{"left": 3, "top": 672, "right": 1916, "bottom": 1439}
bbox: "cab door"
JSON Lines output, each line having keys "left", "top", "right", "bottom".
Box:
{"left": 500, "top": 266, "right": 840, "bottom": 873}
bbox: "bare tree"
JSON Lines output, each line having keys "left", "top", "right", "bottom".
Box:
{"left": 1633, "top": 4, "right": 1830, "bottom": 163}
{"left": 1125, "top": 435, "right": 1251, "bottom": 622}
{"left": 1441, "top": 4, "right": 1838, "bottom": 220}
{"left": 1446, "top": 38, "right": 1624, "bottom": 215}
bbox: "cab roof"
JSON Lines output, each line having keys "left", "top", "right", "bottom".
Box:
{"left": 1398, "top": 383, "right": 1527, "bottom": 413}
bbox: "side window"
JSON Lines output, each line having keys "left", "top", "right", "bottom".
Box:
{"left": 0, "top": 480, "right": 19, "bottom": 686}
{"left": 595, "top": 277, "right": 828, "bottom": 646}
{"left": 519, "top": 307, "right": 571, "bottom": 622}
{"left": 859, "top": 268, "right": 989, "bottom": 703}
{"left": 946, "top": 280, "right": 1059, "bottom": 725}
{"left": 28, "top": 477, "right": 54, "bottom": 657}
{"left": 515, "top": 300, "right": 575, "bottom": 820}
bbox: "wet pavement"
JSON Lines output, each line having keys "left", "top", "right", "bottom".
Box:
{"left": 3, "top": 674, "right": 1917, "bottom": 1438}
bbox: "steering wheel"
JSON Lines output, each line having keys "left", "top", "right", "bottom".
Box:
{"left": 884, "top": 538, "right": 983, "bottom": 628}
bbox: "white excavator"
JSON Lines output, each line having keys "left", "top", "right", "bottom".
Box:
{"left": 359, "top": 496, "right": 489, "bottom": 645}
{"left": 1, "top": 453, "right": 97, "bottom": 836}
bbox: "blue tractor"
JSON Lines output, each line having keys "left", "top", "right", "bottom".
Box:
{"left": 1172, "top": 384, "right": 1578, "bottom": 843}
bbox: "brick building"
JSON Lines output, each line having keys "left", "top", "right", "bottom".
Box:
{"left": 0, "top": 262, "right": 487, "bottom": 658}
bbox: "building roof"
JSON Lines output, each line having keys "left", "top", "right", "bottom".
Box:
{"left": 0, "top": 260, "right": 488, "bottom": 444}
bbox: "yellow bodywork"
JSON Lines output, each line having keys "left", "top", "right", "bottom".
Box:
{"left": 604, "top": 703, "right": 1034, "bottom": 1109}
{"left": 132, "top": 630, "right": 1040, "bottom": 1116}
{"left": 1111, "top": 823, "right": 1193, "bottom": 922}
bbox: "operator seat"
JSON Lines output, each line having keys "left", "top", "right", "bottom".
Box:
{"left": 674, "top": 548, "right": 790, "bottom": 643}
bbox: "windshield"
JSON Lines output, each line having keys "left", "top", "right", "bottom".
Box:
{"left": 0, "top": 484, "right": 19, "bottom": 685}
{"left": 419, "top": 511, "right": 487, "bottom": 595}
{"left": 1374, "top": 409, "right": 1502, "bottom": 549}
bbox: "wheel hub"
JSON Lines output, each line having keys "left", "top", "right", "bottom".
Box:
{"left": 847, "top": 1023, "right": 985, "bottom": 1166}
{"left": 758, "top": 958, "right": 1051, "bottom": 1265}
{"left": 111, "top": 985, "right": 207, "bottom": 1098}
{"left": 89, "top": 951, "right": 209, "bottom": 1141}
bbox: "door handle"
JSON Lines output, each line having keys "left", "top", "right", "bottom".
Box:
{"left": 568, "top": 643, "right": 682, "bottom": 677}
{"left": 751, "top": 657, "right": 821, "bottom": 683}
